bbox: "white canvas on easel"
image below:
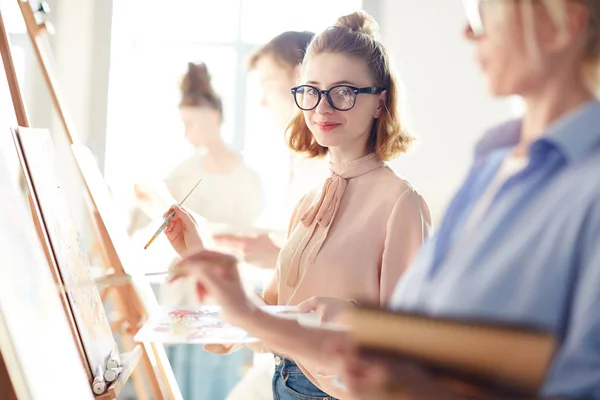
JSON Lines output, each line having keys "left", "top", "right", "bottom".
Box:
{"left": 0, "top": 1, "right": 182, "bottom": 396}
{"left": 71, "top": 143, "right": 162, "bottom": 309}
{"left": 0, "top": 129, "right": 94, "bottom": 400}
{"left": 13, "top": 127, "right": 118, "bottom": 374}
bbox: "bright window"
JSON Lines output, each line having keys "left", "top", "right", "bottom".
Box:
{"left": 0, "top": 0, "right": 28, "bottom": 188}
{"left": 106, "top": 0, "right": 362, "bottom": 227}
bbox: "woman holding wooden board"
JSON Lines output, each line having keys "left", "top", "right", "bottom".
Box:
{"left": 135, "top": 63, "right": 262, "bottom": 400}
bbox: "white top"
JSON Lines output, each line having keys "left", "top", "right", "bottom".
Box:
{"left": 164, "top": 153, "right": 264, "bottom": 228}
{"left": 133, "top": 152, "right": 264, "bottom": 306}
{"left": 462, "top": 154, "right": 529, "bottom": 235}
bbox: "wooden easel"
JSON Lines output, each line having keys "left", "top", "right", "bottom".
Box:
{"left": 0, "top": 126, "right": 95, "bottom": 400}
{"left": 1, "top": 1, "right": 181, "bottom": 399}
{"left": 0, "top": 6, "right": 141, "bottom": 400}
{"left": 12, "top": 126, "right": 144, "bottom": 400}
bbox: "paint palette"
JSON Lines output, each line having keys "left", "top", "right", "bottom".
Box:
{"left": 134, "top": 305, "right": 322, "bottom": 344}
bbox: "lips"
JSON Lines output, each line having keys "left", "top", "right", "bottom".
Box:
{"left": 315, "top": 121, "right": 342, "bottom": 131}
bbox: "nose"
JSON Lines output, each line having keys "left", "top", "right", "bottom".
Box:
{"left": 260, "top": 96, "right": 267, "bottom": 107}
{"left": 315, "top": 94, "right": 334, "bottom": 115}
{"left": 464, "top": 22, "right": 477, "bottom": 41}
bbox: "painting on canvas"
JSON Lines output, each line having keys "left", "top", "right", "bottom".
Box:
{"left": 13, "top": 127, "right": 117, "bottom": 372}
{"left": 0, "top": 128, "right": 93, "bottom": 399}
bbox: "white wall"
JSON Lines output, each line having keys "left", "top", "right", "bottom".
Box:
{"left": 378, "top": 0, "right": 514, "bottom": 224}
{"left": 23, "top": 0, "right": 112, "bottom": 252}
{"left": 18, "top": 0, "right": 516, "bottom": 229}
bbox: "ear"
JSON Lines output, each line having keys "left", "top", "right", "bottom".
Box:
{"left": 373, "top": 90, "right": 387, "bottom": 119}
{"left": 567, "top": 1, "right": 593, "bottom": 48}
{"left": 544, "top": 2, "right": 589, "bottom": 53}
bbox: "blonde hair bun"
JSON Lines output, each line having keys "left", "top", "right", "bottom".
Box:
{"left": 182, "top": 62, "right": 212, "bottom": 100}
{"left": 335, "top": 11, "right": 380, "bottom": 40}
{"left": 179, "top": 62, "right": 223, "bottom": 113}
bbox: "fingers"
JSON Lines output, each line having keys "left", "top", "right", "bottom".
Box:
{"left": 163, "top": 205, "right": 183, "bottom": 220}
{"left": 341, "top": 350, "right": 390, "bottom": 393}
{"left": 163, "top": 207, "right": 178, "bottom": 235}
{"left": 177, "top": 249, "right": 237, "bottom": 266}
{"left": 179, "top": 206, "right": 198, "bottom": 225}
{"left": 325, "top": 333, "right": 353, "bottom": 360}
{"left": 298, "top": 296, "right": 321, "bottom": 313}
{"left": 195, "top": 281, "right": 207, "bottom": 303}
{"left": 166, "top": 259, "right": 188, "bottom": 283}
{"left": 172, "top": 250, "right": 238, "bottom": 282}
{"left": 164, "top": 216, "right": 180, "bottom": 235}
{"left": 163, "top": 205, "right": 196, "bottom": 225}
{"left": 169, "top": 250, "right": 241, "bottom": 308}
{"left": 250, "top": 291, "right": 268, "bottom": 306}
{"left": 328, "top": 338, "right": 392, "bottom": 395}
{"left": 163, "top": 205, "right": 176, "bottom": 219}
{"left": 203, "top": 344, "right": 234, "bottom": 354}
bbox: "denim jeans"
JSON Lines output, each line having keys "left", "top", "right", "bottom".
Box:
{"left": 272, "top": 356, "right": 338, "bottom": 400}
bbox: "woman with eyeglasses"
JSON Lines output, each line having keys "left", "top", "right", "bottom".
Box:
{"left": 167, "top": 0, "right": 600, "bottom": 399}
{"left": 162, "top": 10, "right": 431, "bottom": 400}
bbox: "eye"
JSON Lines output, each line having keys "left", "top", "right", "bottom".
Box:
{"left": 306, "top": 87, "right": 319, "bottom": 96}
{"left": 333, "top": 86, "right": 353, "bottom": 97}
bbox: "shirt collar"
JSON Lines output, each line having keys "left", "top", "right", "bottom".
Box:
{"left": 328, "top": 152, "right": 384, "bottom": 179}
{"left": 541, "top": 99, "right": 600, "bottom": 162}
{"left": 475, "top": 99, "right": 600, "bottom": 163}
{"left": 474, "top": 119, "right": 522, "bottom": 158}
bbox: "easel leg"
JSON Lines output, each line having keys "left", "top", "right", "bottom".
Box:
{"left": 141, "top": 342, "right": 168, "bottom": 399}
{"left": 121, "top": 335, "right": 151, "bottom": 400}
{"left": 0, "top": 350, "right": 18, "bottom": 400}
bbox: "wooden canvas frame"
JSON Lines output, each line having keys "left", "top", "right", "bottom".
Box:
{"left": 0, "top": 1, "right": 181, "bottom": 398}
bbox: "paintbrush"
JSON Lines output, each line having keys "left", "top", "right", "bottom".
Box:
{"left": 143, "top": 177, "right": 203, "bottom": 250}
{"left": 55, "top": 270, "right": 184, "bottom": 293}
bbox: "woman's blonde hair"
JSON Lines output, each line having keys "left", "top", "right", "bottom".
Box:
{"left": 180, "top": 62, "right": 223, "bottom": 116}
{"left": 286, "top": 11, "right": 415, "bottom": 161}
{"left": 522, "top": 0, "right": 600, "bottom": 90}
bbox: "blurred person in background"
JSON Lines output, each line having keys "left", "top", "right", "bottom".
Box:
{"left": 212, "top": 31, "right": 329, "bottom": 271}
{"left": 132, "top": 62, "right": 263, "bottom": 400}
{"left": 223, "top": 30, "right": 324, "bottom": 400}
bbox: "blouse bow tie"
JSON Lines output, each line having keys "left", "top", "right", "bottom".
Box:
{"left": 300, "top": 174, "right": 347, "bottom": 228}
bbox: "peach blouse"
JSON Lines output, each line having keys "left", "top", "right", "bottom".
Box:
{"left": 263, "top": 152, "right": 432, "bottom": 398}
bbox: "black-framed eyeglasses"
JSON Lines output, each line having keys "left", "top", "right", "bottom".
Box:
{"left": 463, "top": 0, "right": 502, "bottom": 37}
{"left": 290, "top": 84, "right": 385, "bottom": 111}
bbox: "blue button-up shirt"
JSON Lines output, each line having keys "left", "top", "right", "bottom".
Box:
{"left": 390, "top": 100, "right": 600, "bottom": 399}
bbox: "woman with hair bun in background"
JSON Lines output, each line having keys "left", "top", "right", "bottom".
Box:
{"left": 132, "top": 62, "right": 263, "bottom": 400}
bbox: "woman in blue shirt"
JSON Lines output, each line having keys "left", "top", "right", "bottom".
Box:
{"left": 164, "top": 0, "right": 600, "bottom": 399}
{"left": 336, "top": 1, "right": 600, "bottom": 398}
